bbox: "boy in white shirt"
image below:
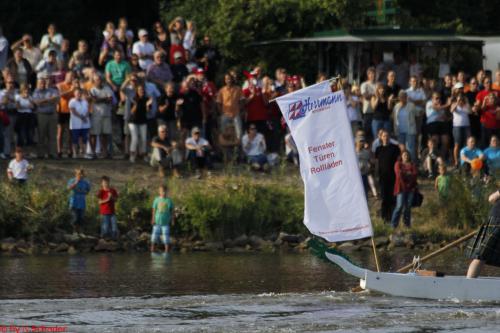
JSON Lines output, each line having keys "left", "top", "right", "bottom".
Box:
{"left": 7, "top": 147, "right": 33, "bottom": 184}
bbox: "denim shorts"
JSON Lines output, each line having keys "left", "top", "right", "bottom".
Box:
{"left": 71, "top": 128, "right": 89, "bottom": 145}
{"left": 151, "top": 225, "right": 170, "bottom": 245}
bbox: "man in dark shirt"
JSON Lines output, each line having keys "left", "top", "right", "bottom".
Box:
{"left": 150, "top": 125, "right": 181, "bottom": 178}
{"left": 375, "top": 129, "right": 401, "bottom": 222}
{"left": 194, "top": 35, "right": 220, "bottom": 81}
{"left": 157, "top": 82, "right": 179, "bottom": 141}
{"left": 384, "top": 70, "right": 401, "bottom": 99}
{"left": 180, "top": 77, "right": 204, "bottom": 133}
{"left": 466, "top": 189, "right": 500, "bottom": 278}
{"left": 170, "top": 52, "right": 188, "bottom": 83}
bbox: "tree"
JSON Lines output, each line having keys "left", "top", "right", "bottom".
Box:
{"left": 161, "top": 0, "right": 371, "bottom": 81}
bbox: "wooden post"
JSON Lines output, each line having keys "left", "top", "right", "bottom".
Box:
{"left": 371, "top": 237, "right": 381, "bottom": 272}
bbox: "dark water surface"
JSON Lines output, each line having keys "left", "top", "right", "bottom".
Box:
{"left": 1, "top": 250, "right": 500, "bottom": 332}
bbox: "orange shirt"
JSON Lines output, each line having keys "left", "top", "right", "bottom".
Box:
{"left": 82, "top": 80, "right": 94, "bottom": 92}
{"left": 216, "top": 85, "right": 242, "bottom": 117}
{"left": 57, "top": 82, "right": 73, "bottom": 114}
{"left": 492, "top": 82, "right": 500, "bottom": 92}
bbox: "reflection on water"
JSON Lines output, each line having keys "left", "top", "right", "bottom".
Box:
{"left": 1, "top": 250, "right": 500, "bottom": 332}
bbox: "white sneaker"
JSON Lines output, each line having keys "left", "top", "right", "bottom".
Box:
{"left": 129, "top": 155, "right": 136, "bottom": 163}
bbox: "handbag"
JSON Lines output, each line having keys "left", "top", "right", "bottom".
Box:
{"left": 0, "top": 111, "right": 10, "bottom": 127}
{"left": 412, "top": 189, "right": 424, "bottom": 207}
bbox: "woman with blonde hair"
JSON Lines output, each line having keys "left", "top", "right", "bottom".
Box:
{"left": 168, "top": 17, "right": 186, "bottom": 64}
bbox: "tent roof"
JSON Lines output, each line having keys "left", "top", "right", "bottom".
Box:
{"left": 255, "top": 28, "right": 500, "bottom": 45}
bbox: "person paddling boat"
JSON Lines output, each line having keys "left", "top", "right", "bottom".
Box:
{"left": 466, "top": 188, "right": 500, "bottom": 278}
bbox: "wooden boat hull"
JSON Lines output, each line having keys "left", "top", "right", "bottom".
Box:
{"left": 325, "top": 252, "right": 500, "bottom": 301}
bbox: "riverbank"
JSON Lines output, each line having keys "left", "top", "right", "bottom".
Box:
{"left": 0, "top": 159, "right": 493, "bottom": 256}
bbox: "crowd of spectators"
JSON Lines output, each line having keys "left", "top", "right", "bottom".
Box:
{"left": 0, "top": 18, "right": 306, "bottom": 179}
{"left": 350, "top": 63, "right": 500, "bottom": 228}
{"left": 1, "top": 19, "right": 500, "bottom": 230}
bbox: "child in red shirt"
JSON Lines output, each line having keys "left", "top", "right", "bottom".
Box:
{"left": 97, "top": 176, "right": 119, "bottom": 240}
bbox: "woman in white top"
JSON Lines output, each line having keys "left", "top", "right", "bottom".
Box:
{"left": 68, "top": 88, "right": 90, "bottom": 158}
{"left": 451, "top": 93, "right": 471, "bottom": 167}
{"left": 15, "top": 84, "right": 36, "bottom": 147}
{"left": 40, "top": 23, "right": 63, "bottom": 59}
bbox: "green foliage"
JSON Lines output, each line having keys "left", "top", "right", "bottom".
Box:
{"left": 0, "top": 182, "right": 72, "bottom": 238}
{"left": 396, "top": 0, "right": 500, "bottom": 33}
{"left": 115, "top": 182, "right": 152, "bottom": 230}
{"left": 0, "top": 176, "right": 305, "bottom": 242}
{"left": 425, "top": 175, "right": 494, "bottom": 230}
{"left": 160, "top": 0, "right": 371, "bottom": 81}
{"left": 174, "top": 177, "right": 305, "bottom": 240}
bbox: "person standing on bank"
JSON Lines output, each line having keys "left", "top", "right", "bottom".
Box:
{"left": 466, "top": 188, "right": 500, "bottom": 278}
{"left": 375, "top": 129, "right": 401, "bottom": 223}
{"left": 391, "top": 150, "right": 418, "bottom": 228}
{"left": 67, "top": 168, "right": 91, "bottom": 235}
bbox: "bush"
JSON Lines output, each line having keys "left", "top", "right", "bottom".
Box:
{"left": 0, "top": 176, "right": 306, "bottom": 242}
{"left": 174, "top": 177, "right": 305, "bottom": 241}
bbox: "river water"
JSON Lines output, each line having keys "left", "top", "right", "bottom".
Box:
{"left": 1, "top": 249, "right": 500, "bottom": 332}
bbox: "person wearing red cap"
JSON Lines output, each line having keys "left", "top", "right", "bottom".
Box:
{"left": 243, "top": 71, "right": 269, "bottom": 136}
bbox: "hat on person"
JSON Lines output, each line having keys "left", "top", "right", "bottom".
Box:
{"left": 195, "top": 68, "right": 205, "bottom": 75}
{"left": 138, "top": 29, "right": 148, "bottom": 37}
{"left": 453, "top": 82, "right": 464, "bottom": 90}
{"left": 191, "top": 126, "right": 201, "bottom": 135}
{"left": 174, "top": 51, "right": 183, "bottom": 59}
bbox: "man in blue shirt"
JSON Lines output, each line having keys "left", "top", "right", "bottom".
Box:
{"left": 460, "top": 136, "right": 484, "bottom": 175}
{"left": 483, "top": 135, "right": 500, "bottom": 176}
{"left": 67, "top": 168, "right": 91, "bottom": 234}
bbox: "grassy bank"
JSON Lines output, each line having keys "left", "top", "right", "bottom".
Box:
{"left": 0, "top": 159, "right": 495, "bottom": 246}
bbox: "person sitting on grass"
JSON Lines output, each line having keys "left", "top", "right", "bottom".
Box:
{"left": 185, "top": 126, "right": 211, "bottom": 178}
{"left": 7, "top": 147, "right": 33, "bottom": 185}
{"left": 151, "top": 184, "right": 175, "bottom": 253}
{"left": 242, "top": 124, "right": 269, "bottom": 171}
{"left": 421, "top": 138, "right": 443, "bottom": 179}
{"left": 460, "top": 136, "right": 484, "bottom": 175}
{"left": 67, "top": 168, "right": 91, "bottom": 235}
{"left": 482, "top": 135, "right": 500, "bottom": 177}
{"left": 97, "top": 176, "right": 119, "bottom": 240}
{"left": 218, "top": 124, "right": 240, "bottom": 165}
{"left": 435, "top": 163, "right": 450, "bottom": 201}
{"left": 150, "top": 125, "right": 182, "bottom": 178}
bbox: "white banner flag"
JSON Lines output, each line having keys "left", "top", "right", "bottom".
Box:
{"left": 276, "top": 81, "right": 373, "bottom": 242}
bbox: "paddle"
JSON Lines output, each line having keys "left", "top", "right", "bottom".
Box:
{"left": 395, "top": 230, "right": 478, "bottom": 273}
